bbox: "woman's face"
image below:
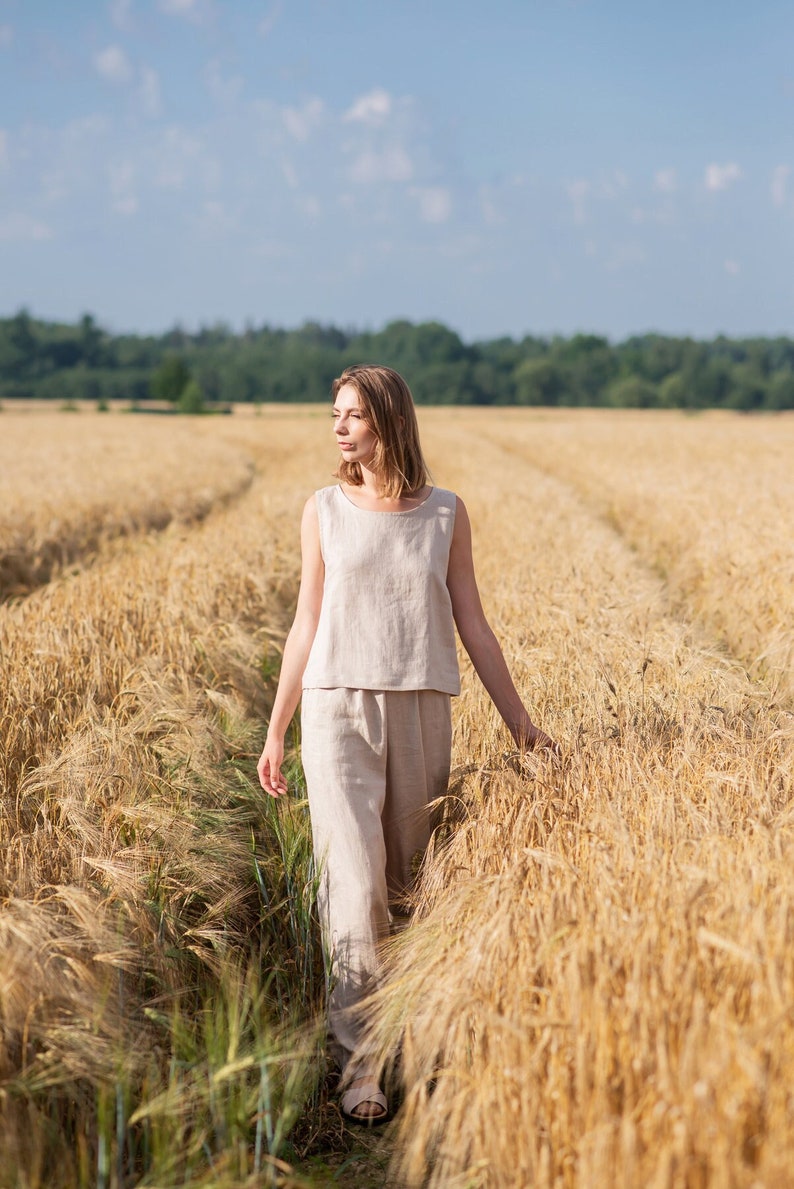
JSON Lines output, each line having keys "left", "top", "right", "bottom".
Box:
{"left": 332, "top": 383, "right": 378, "bottom": 469}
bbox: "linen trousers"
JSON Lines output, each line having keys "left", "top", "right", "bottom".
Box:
{"left": 301, "top": 687, "right": 452, "bottom": 1074}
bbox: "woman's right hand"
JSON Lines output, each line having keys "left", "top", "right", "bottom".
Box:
{"left": 257, "top": 735, "right": 288, "bottom": 798}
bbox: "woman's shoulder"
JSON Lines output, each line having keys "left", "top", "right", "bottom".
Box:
{"left": 430, "top": 486, "right": 460, "bottom": 513}
{"left": 305, "top": 486, "right": 343, "bottom": 530}
{"left": 310, "top": 484, "right": 339, "bottom": 505}
{"left": 301, "top": 487, "right": 335, "bottom": 521}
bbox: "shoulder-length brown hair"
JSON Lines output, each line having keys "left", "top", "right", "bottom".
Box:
{"left": 332, "top": 364, "right": 431, "bottom": 498}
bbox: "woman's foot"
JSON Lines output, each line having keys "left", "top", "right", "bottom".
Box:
{"left": 340, "top": 1076, "right": 388, "bottom": 1125}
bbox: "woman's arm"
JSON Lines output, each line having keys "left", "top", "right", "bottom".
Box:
{"left": 257, "top": 495, "right": 324, "bottom": 796}
{"left": 447, "top": 497, "right": 557, "bottom": 752}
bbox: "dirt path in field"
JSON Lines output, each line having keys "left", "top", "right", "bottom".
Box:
{"left": 461, "top": 420, "right": 788, "bottom": 710}
{"left": 469, "top": 415, "right": 794, "bottom": 711}
{"left": 0, "top": 458, "right": 257, "bottom": 605}
{"left": 295, "top": 1129, "right": 393, "bottom": 1187}
{"left": 0, "top": 412, "right": 298, "bottom": 604}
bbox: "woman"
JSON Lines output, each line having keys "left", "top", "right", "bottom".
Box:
{"left": 257, "top": 364, "right": 555, "bottom": 1123}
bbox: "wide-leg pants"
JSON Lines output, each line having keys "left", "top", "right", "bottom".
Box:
{"left": 301, "top": 687, "right": 452, "bottom": 1074}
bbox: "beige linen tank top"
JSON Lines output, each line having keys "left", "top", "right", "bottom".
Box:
{"left": 302, "top": 485, "right": 460, "bottom": 695}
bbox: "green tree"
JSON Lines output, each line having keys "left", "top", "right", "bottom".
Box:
{"left": 766, "top": 371, "right": 794, "bottom": 410}
{"left": 606, "top": 375, "right": 659, "bottom": 408}
{"left": 552, "top": 333, "right": 617, "bottom": 403}
{"left": 659, "top": 371, "right": 689, "bottom": 408}
{"left": 150, "top": 354, "right": 191, "bottom": 403}
{"left": 79, "top": 313, "right": 104, "bottom": 366}
{"left": 726, "top": 364, "right": 767, "bottom": 411}
{"left": 177, "top": 378, "right": 205, "bottom": 414}
{"left": 9, "top": 308, "right": 36, "bottom": 357}
{"left": 514, "top": 358, "right": 565, "bottom": 406}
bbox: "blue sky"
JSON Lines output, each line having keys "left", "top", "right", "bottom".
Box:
{"left": 1, "top": 0, "right": 792, "bottom": 340}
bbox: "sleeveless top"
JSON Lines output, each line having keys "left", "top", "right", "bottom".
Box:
{"left": 302, "top": 485, "right": 460, "bottom": 695}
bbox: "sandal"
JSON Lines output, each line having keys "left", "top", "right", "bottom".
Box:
{"left": 340, "top": 1077, "right": 388, "bottom": 1126}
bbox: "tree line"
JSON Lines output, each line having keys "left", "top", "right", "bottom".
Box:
{"left": 1, "top": 309, "right": 793, "bottom": 410}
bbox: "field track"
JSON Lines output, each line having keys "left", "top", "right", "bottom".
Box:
{"left": 1, "top": 406, "right": 793, "bottom": 1188}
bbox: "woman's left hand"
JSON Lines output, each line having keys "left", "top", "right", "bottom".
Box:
{"left": 513, "top": 718, "right": 560, "bottom": 756}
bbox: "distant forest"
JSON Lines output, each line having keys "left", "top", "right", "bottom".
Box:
{"left": 2, "top": 309, "right": 794, "bottom": 410}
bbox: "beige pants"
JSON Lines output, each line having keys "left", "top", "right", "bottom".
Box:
{"left": 301, "top": 687, "right": 452, "bottom": 1073}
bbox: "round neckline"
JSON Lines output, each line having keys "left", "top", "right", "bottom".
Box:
{"left": 336, "top": 484, "right": 437, "bottom": 515}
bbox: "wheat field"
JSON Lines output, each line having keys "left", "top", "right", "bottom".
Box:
{"left": 1, "top": 405, "right": 792, "bottom": 1188}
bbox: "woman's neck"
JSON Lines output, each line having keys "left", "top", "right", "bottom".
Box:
{"left": 341, "top": 473, "right": 431, "bottom": 512}
{"left": 357, "top": 465, "right": 383, "bottom": 498}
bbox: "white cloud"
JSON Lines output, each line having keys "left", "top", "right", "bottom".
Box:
{"left": 258, "top": 1, "right": 282, "bottom": 37}
{"left": 205, "top": 60, "right": 244, "bottom": 107}
{"left": 0, "top": 213, "right": 53, "bottom": 242}
{"left": 771, "top": 164, "right": 790, "bottom": 207}
{"left": 94, "top": 44, "right": 133, "bottom": 84}
{"left": 281, "top": 159, "right": 299, "bottom": 189}
{"left": 704, "top": 162, "right": 742, "bottom": 192}
{"left": 158, "top": 0, "right": 212, "bottom": 21}
{"left": 153, "top": 127, "right": 203, "bottom": 189}
{"left": 160, "top": 0, "right": 199, "bottom": 14}
{"left": 567, "top": 178, "right": 590, "bottom": 225}
{"left": 724, "top": 258, "right": 740, "bottom": 275}
{"left": 109, "top": 159, "right": 138, "bottom": 215}
{"left": 148, "top": 125, "right": 220, "bottom": 193}
{"left": 350, "top": 146, "right": 413, "bottom": 184}
{"left": 114, "top": 195, "right": 139, "bottom": 215}
{"left": 412, "top": 186, "right": 451, "bottom": 224}
{"left": 283, "top": 98, "right": 324, "bottom": 142}
{"left": 0, "top": 23, "right": 13, "bottom": 47}
{"left": 24, "top": 114, "right": 112, "bottom": 207}
{"left": 599, "top": 169, "right": 628, "bottom": 197}
{"left": 630, "top": 203, "right": 674, "bottom": 227}
{"left": 109, "top": 0, "right": 134, "bottom": 31}
{"left": 654, "top": 168, "right": 677, "bottom": 193}
{"left": 138, "top": 66, "right": 162, "bottom": 117}
{"left": 344, "top": 89, "right": 393, "bottom": 126}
